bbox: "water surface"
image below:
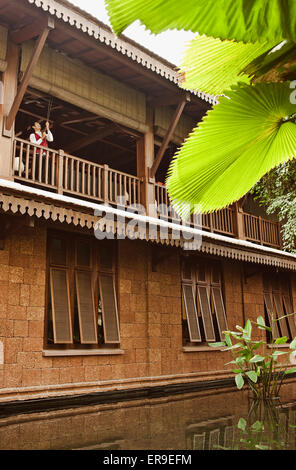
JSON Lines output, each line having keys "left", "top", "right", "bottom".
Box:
{"left": 0, "top": 382, "right": 295, "bottom": 450}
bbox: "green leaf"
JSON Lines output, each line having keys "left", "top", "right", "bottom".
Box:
{"left": 244, "top": 319, "right": 252, "bottom": 338}
{"left": 224, "top": 333, "right": 232, "bottom": 348}
{"left": 275, "top": 336, "right": 288, "bottom": 344}
{"left": 255, "top": 444, "right": 270, "bottom": 450}
{"left": 252, "top": 341, "right": 264, "bottom": 350}
{"left": 254, "top": 315, "right": 271, "bottom": 332}
{"left": 237, "top": 417, "right": 247, "bottom": 431}
{"left": 246, "top": 370, "right": 258, "bottom": 383}
{"left": 243, "top": 40, "right": 296, "bottom": 82}
{"left": 257, "top": 316, "right": 266, "bottom": 327}
{"left": 284, "top": 367, "right": 296, "bottom": 375}
{"left": 167, "top": 82, "right": 296, "bottom": 214}
{"left": 271, "top": 351, "right": 288, "bottom": 361}
{"left": 250, "top": 355, "right": 265, "bottom": 363}
{"left": 105, "top": 0, "right": 296, "bottom": 43}
{"left": 235, "top": 373, "right": 244, "bottom": 390}
{"left": 224, "top": 343, "right": 244, "bottom": 351}
{"left": 251, "top": 420, "right": 264, "bottom": 431}
{"left": 290, "top": 337, "right": 296, "bottom": 349}
{"left": 208, "top": 342, "right": 226, "bottom": 348}
{"left": 180, "top": 35, "right": 272, "bottom": 95}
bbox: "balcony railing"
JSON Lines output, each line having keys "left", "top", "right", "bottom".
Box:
{"left": 12, "top": 138, "right": 282, "bottom": 249}
{"left": 154, "top": 183, "right": 282, "bottom": 249}
{"left": 243, "top": 212, "right": 282, "bottom": 248}
{"left": 155, "top": 182, "right": 236, "bottom": 236}
{"left": 13, "top": 137, "right": 141, "bottom": 208}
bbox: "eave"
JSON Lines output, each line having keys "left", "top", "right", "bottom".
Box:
{"left": 1, "top": 179, "right": 296, "bottom": 271}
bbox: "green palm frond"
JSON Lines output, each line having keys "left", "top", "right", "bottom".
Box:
{"left": 105, "top": 0, "right": 296, "bottom": 43}
{"left": 166, "top": 82, "right": 296, "bottom": 215}
{"left": 180, "top": 35, "right": 274, "bottom": 95}
{"left": 243, "top": 40, "right": 296, "bottom": 83}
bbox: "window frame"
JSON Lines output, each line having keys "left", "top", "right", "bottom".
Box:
{"left": 263, "top": 272, "right": 296, "bottom": 342}
{"left": 181, "top": 258, "right": 228, "bottom": 347}
{"left": 45, "top": 230, "right": 120, "bottom": 351}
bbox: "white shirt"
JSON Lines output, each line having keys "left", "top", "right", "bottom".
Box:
{"left": 30, "top": 130, "right": 54, "bottom": 145}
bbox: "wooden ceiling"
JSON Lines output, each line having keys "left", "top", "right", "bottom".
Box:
{"left": 1, "top": 0, "right": 207, "bottom": 179}
{"left": 0, "top": 0, "right": 211, "bottom": 119}
{"left": 16, "top": 88, "right": 143, "bottom": 175}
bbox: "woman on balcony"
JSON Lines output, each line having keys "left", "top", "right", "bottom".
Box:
{"left": 29, "top": 121, "right": 54, "bottom": 182}
{"left": 30, "top": 121, "right": 53, "bottom": 149}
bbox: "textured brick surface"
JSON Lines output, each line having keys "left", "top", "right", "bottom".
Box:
{"left": 0, "top": 219, "right": 294, "bottom": 401}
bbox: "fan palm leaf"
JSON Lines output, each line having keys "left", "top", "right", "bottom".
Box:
{"left": 105, "top": 0, "right": 296, "bottom": 44}
{"left": 166, "top": 82, "right": 296, "bottom": 215}
{"left": 180, "top": 35, "right": 274, "bottom": 95}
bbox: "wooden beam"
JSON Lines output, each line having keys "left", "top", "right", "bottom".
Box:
{"left": 5, "top": 18, "right": 54, "bottom": 131}
{"left": 10, "top": 17, "right": 53, "bottom": 44}
{"left": 64, "top": 126, "right": 116, "bottom": 154}
{"left": 148, "top": 93, "right": 190, "bottom": 107}
{"left": 150, "top": 98, "right": 187, "bottom": 178}
{"left": 58, "top": 114, "right": 99, "bottom": 126}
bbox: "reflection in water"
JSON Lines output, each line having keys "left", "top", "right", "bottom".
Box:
{"left": 187, "top": 398, "right": 296, "bottom": 450}
{"left": 0, "top": 382, "right": 295, "bottom": 450}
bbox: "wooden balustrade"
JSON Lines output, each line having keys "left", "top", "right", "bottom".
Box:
{"left": 62, "top": 152, "right": 104, "bottom": 201}
{"left": 154, "top": 182, "right": 281, "bottom": 248}
{"left": 12, "top": 138, "right": 282, "bottom": 249}
{"left": 243, "top": 212, "right": 281, "bottom": 248}
{"left": 105, "top": 166, "right": 141, "bottom": 207}
{"left": 12, "top": 138, "right": 141, "bottom": 208}
{"left": 13, "top": 137, "right": 59, "bottom": 189}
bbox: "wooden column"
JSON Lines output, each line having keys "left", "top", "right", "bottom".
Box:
{"left": 0, "top": 40, "right": 19, "bottom": 179}
{"left": 234, "top": 201, "right": 245, "bottom": 240}
{"left": 150, "top": 98, "right": 187, "bottom": 178}
{"left": 137, "top": 104, "right": 156, "bottom": 217}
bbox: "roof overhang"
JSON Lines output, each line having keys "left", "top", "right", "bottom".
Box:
{"left": 0, "top": 0, "right": 216, "bottom": 120}
{"left": 1, "top": 179, "right": 296, "bottom": 271}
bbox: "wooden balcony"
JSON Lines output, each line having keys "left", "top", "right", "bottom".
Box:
{"left": 13, "top": 137, "right": 141, "bottom": 207}
{"left": 12, "top": 138, "right": 282, "bottom": 249}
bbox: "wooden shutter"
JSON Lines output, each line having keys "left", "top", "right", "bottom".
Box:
{"left": 283, "top": 295, "right": 296, "bottom": 337}
{"left": 49, "top": 237, "right": 67, "bottom": 266}
{"left": 197, "top": 285, "right": 215, "bottom": 341}
{"left": 99, "top": 273, "right": 120, "bottom": 343}
{"left": 182, "top": 261, "right": 192, "bottom": 281}
{"left": 212, "top": 286, "right": 228, "bottom": 339}
{"left": 99, "top": 244, "right": 114, "bottom": 271}
{"left": 211, "top": 265, "right": 220, "bottom": 284}
{"left": 182, "top": 283, "right": 201, "bottom": 342}
{"left": 197, "top": 263, "right": 206, "bottom": 283}
{"left": 273, "top": 293, "right": 289, "bottom": 337}
{"left": 50, "top": 268, "right": 72, "bottom": 343}
{"left": 76, "top": 240, "right": 91, "bottom": 267}
{"left": 75, "top": 271, "right": 97, "bottom": 344}
{"left": 264, "top": 292, "right": 280, "bottom": 338}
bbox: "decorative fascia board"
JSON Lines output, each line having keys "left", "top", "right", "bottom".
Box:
{"left": 1, "top": 188, "right": 296, "bottom": 271}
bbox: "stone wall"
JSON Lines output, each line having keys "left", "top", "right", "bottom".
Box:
{"left": 0, "top": 219, "right": 294, "bottom": 402}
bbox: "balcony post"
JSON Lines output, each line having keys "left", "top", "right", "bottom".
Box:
{"left": 278, "top": 223, "right": 283, "bottom": 249}
{"left": 258, "top": 216, "right": 263, "bottom": 245}
{"left": 57, "top": 149, "right": 64, "bottom": 194}
{"left": 137, "top": 104, "right": 157, "bottom": 217}
{"left": 103, "top": 164, "right": 109, "bottom": 204}
{"left": 234, "top": 202, "right": 245, "bottom": 240}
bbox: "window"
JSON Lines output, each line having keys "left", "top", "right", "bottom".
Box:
{"left": 263, "top": 272, "right": 296, "bottom": 341}
{"left": 46, "top": 231, "right": 120, "bottom": 349}
{"left": 181, "top": 259, "right": 228, "bottom": 345}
